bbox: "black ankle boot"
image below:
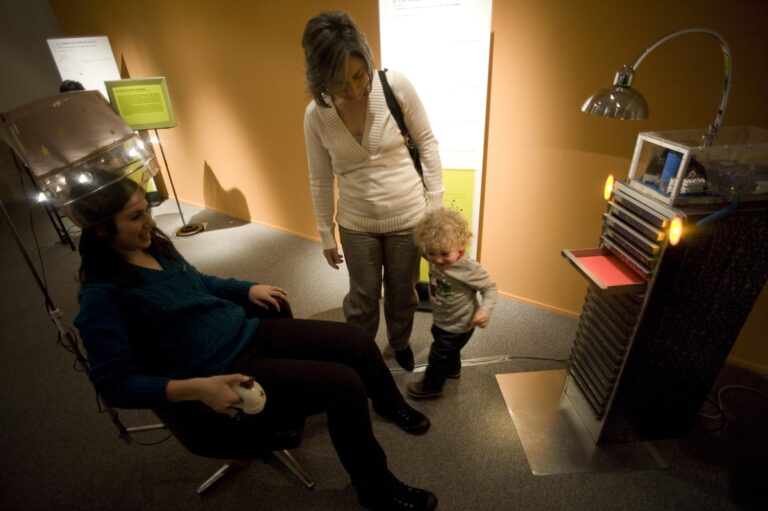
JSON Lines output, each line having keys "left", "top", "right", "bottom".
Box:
{"left": 395, "top": 346, "right": 415, "bottom": 371}
{"left": 376, "top": 402, "right": 430, "bottom": 435}
{"left": 358, "top": 481, "right": 438, "bottom": 511}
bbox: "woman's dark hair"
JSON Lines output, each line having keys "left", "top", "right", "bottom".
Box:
{"left": 302, "top": 11, "right": 375, "bottom": 107}
{"left": 77, "top": 179, "right": 179, "bottom": 286}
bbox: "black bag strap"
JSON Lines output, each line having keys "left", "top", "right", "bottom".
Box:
{"left": 378, "top": 69, "right": 424, "bottom": 179}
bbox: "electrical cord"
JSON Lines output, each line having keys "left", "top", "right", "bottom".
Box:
{"left": 55, "top": 320, "right": 173, "bottom": 447}
{"left": 96, "top": 399, "right": 173, "bottom": 447}
{"left": 698, "top": 397, "right": 727, "bottom": 433}
{"left": 14, "top": 159, "right": 51, "bottom": 308}
{"left": 696, "top": 198, "right": 740, "bottom": 226}
{"left": 697, "top": 383, "right": 768, "bottom": 434}
{"left": 392, "top": 353, "right": 571, "bottom": 373}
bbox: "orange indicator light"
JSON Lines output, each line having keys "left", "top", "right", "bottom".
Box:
{"left": 669, "top": 216, "right": 683, "bottom": 246}
{"left": 603, "top": 174, "right": 615, "bottom": 201}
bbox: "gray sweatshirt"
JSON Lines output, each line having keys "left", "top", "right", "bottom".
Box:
{"left": 428, "top": 257, "right": 497, "bottom": 333}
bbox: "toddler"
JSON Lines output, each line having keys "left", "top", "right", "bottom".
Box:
{"left": 407, "top": 207, "right": 497, "bottom": 398}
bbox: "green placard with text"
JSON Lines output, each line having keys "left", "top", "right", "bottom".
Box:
{"left": 105, "top": 77, "right": 176, "bottom": 130}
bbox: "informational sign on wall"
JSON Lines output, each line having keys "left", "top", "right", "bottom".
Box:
{"left": 47, "top": 36, "right": 120, "bottom": 100}
{"left": 380, "top": 0, "right": 493, "bottom": 258}
{"left": 105, "top": 77, "right": 177, "bottom": 130}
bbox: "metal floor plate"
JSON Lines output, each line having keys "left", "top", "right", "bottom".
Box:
{"left": 496, "top": 369, "right": 667, "bottom": 475}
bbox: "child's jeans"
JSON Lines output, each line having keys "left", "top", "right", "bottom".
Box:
{"left": 423, "top": 324, "right": 474, "bottom": 389}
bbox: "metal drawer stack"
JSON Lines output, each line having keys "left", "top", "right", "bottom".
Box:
{"left": 568, "top": 181, "right": 677, "bottom": 419}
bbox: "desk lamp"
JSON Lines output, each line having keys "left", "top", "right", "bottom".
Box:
{"left": 581, "top": 28, "right": 732, "bottom": 147}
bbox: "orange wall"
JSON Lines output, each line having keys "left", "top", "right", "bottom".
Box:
{"left": 49, "top": 0, "right": 768, "bottom": 371}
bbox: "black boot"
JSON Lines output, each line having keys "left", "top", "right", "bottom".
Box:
{"left": 375, "top": 401, "right": 430, "bottom": 435}
{"left": 395, "top": 346, "right": 415, "bottom": 371}
{"left": 358, "top": 480, "right": 438, "bottom": 511}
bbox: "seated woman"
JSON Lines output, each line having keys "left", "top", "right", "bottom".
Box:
{"left": 74, "top": 178, "right": 438, "bottom": 511}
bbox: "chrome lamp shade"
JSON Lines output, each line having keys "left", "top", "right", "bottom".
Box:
{"left": 581, "top": 64, "right": 648, "bottom": 120}
{"left": 580, "top": 28, "right": 732, "bottom": 146}
{"left": 581, "top": 86, "right": 648, "bottom": 120}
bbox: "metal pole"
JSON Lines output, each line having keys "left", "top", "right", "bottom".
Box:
{"left": 153, "top": 129, "right": 204, "bottom": 236}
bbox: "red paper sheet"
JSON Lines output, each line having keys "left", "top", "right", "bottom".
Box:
{"left": 578, "top": 255, "right": 643, "bottom": 287}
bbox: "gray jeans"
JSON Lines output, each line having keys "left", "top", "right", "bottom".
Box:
{"left": 339, "top": 226, "right": 420, "bottom": 351}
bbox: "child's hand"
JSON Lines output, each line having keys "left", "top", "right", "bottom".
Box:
{"left": 472, "top": 309, "right": 491, "bottom": 328}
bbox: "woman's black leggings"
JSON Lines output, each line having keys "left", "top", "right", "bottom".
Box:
{"left": 229, "top": 315, "right": 406, "bottom": 491}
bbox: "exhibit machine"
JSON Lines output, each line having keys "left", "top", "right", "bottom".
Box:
{"left": 566, "top": 28, "right": 768, "bottom": 444}
{"left": 496, "top": 28, "right": 767, "bottom": 476}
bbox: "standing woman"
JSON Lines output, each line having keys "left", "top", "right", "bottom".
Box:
{"left": 302, "top": 11, "right": 444, "bottom": 370}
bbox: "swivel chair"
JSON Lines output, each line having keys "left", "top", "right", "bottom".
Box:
{"left": 95, "top": 300, "right": 315, "bottom": 495}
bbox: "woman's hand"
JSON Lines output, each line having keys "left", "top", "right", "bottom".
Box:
{"left": 166, "top": 374, "right": 252, "bottom": 417}
{"left": 323, "top": 248, "right": 344, "bottom": 269}
{"left": 248, "top": 284, "right": 288, "bottom": 311}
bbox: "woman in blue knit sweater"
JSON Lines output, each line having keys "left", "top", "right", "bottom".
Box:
{"left": 74, "top": 179, "right": 437, "bottom": 511}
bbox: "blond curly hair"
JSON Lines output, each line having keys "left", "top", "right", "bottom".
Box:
{"left": 413, "top": 207, "right": 471, "bottom": 252}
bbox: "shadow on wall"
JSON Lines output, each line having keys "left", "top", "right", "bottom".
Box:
{"left": 193, "top": 160, "right": 251, "bottom": 227}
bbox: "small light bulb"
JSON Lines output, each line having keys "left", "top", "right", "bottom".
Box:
{"left": 603, "top": 174, "right": 615, "bottom": 201}
{"left": 37, "top": 192, "right": 47, "bottom": 202}
{"left": 669, "top": 216, "right": 684, "bottom": 246}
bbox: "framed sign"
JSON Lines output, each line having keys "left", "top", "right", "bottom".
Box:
{"left": 104, "top": 77, "right": 177, "bottom": 130}
{"left": 47, "top": 36, "right": 121, "bottom": 100}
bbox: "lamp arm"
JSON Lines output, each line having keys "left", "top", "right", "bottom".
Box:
{"left": 629, "top": 28, "right": 732, "bottom": 145}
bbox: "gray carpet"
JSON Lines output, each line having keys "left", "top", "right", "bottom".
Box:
{"left": 1, "top": 194, "right": 766, "bottom": 511}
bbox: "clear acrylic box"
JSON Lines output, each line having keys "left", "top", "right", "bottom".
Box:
{"left": 627, "top": 126, "right": 768, "bottom": 205}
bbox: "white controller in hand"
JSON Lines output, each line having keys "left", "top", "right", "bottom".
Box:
{"left": 230, "top": 377, "right": 266, "bottom": 414}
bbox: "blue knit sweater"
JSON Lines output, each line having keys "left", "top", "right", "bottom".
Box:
{"left": 74, "top": 257, "right": 260, "bottom": 409}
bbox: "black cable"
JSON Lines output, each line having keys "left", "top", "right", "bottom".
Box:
{"left": 717, "top": 384, "right": 768, "bottom": 403}
{"left": 696, "top": 383, "right": 768, "bottom": 435}
{"left": 95, "top": 391, "right": 173, "bottom": 446}
{"left": 399, "top": 354, "right": 571, "bottom": 373}
{"left": 53, "top": 326, "right": 173, "bottom": 447}
{"left": 696, "top": 397, "right": 727, "bottom": 433}
{"left": 125, "top": 433, "right": 174, "bottom": 447}
{"left": 12, "top": 151, "right": 51, "bottom": 310}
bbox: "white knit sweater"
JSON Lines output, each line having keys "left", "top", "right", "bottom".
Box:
{"left": 304, "top": 69, "right": 444, "bottom": 250}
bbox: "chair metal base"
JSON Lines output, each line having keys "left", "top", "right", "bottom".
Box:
{"left": 196, "top": 449, "right": 316, "bottom": 495}
{"left": 125, "top": 421, "right": 314, "bottom": 494}
{"left": 273, "top": 449, "right": 316, "bottom": 490}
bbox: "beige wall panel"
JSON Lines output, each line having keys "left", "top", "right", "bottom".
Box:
{"left": 49, "top": 0, "right": 768, "bottom": 371}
